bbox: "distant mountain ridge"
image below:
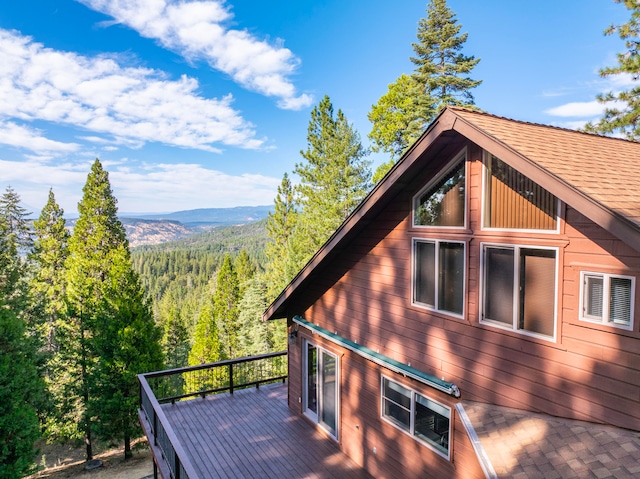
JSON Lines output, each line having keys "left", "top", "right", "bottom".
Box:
{"left": 128, "top": 205, "right": 272, "bottom": 226}
{"left": 68, "top": 205, "right": 273, "bottom": 247}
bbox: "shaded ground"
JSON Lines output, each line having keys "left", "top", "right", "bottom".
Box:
{"left": 28, "top": 440, "right": 153, "bottom": 479}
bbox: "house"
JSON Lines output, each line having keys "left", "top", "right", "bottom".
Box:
{"left": 262, "top": 106, "right": 640, "bottom": 478}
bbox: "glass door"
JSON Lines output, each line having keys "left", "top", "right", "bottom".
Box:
{"left": 303, "top": 341, "right": 338, "bottom": 439}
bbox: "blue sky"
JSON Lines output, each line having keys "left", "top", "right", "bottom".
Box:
{"left": 0, "top": 0, "right": 632, "bottom": 215}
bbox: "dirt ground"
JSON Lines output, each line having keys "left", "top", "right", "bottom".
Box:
{"left": 28, "top": 440, "right": 154, "bottom": 479}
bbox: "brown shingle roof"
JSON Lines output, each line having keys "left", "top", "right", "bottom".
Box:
{"left": 451, "top": 107, "right": 640, "bottom": 228}
{"left": 460, "top": 401, "right": 640, "bottom": 479}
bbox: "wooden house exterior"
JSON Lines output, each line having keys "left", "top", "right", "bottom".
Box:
{"left": 263, "top": 107, "right": 640, "bottom": 478}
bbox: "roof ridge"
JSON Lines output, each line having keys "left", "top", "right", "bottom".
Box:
{"left": 447, "top": 105, "right": 640, "bottom": 146}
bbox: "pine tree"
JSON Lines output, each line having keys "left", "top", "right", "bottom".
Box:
{"left": 234, "top": 248, "right": 256, "bottom": 296}
{"left": 0, "top": 186, "right": 33, "bottom": 255}
{"left": 63, "top": 159, "right": 163, "bottom": 460}
{"left": 30, "top": 189, "right": 70, "bottom": 354}
{"left": 411, "top": 0, "right": 481, "bottom": 108}
{"left": 0, "top": 187, "right": 32, "bottom": 318}
{"left": 187, "top": 297, "right": 222, "bottom": 392}
{"left": 368, "top": 0, "right": 480, "bottom": 178}
{"left": 0, "top": 307, "right": 42, "bottom": 479}
{"left": 159, "top": 295, "right": 190, "bottom": 370}
{"left": 265, "top": 173, "right": 298, "bottom": 299}
{"left": 291, "top": 95, "right": 371, "bottom": 272}
{"left": 30, "top": 189, "right": 71, "bottom": 440}
{"left": 91, "top": 247, "right": 163, "bottom": 459}
{"left": 238, "top": 275, "right": 287, "bottom": 355}
{"left": 585, "top": 0, "right": 640, "bottom": 140}
{"left": 213, "top": 254, "right": 240, "bottom": 359}
{"left": 188, "top": 298, "right": 221, "bottom": 365}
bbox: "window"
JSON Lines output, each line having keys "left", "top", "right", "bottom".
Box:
{"left": 303, "top": 341, "right": 339, "bottom": 438}
{"left": 381, "top": 377, "right": 451, "bottom": 458}
{"left": 580, "top": 272, "right": 635, "bottom": 329}
{"left": 482, "top": 244, "right": 557, "bottom": 339}
{"left": 413, "top": 239, "right": 465, "bottom": 316}
{"left": 484, "top": 154, "right": 558, "bottom": 230}
{"left": 414, "top": 157, "right": 466, "bottom": 227}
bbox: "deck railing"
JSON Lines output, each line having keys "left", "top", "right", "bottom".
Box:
{"left": 138, "top": 351, "right": 288, "bottom": 479}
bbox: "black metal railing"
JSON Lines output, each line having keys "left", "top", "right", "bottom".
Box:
{"left": 138, "top": 351, "right": 288, "bottom": 479}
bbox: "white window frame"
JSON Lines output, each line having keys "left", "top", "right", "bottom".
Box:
{"left": 480, "top": 243, "right": 558, "bottom": 341}
{"left": 412, "top": 149, "right": 468, "bottom": 229}
{"left": 480, "top": 151, "right": 561, "bottom": 234}
{"left": 412, "top": 238, "right": 466, "bottom": 318}
{"left": 380, "top": 376, "right": 451, "bottom": 460}
{"left": 579, "top": 271, "right": 635, "bottom": 330}
{"left": 302, "top": 340, "right": 340, "bottom": 440}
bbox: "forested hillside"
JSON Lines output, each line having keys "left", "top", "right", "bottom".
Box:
{"left": 132, "top": 219, "right": 269, "bottom": 303}
{"left": 130, "top": 218, "right": 284, "bottom": 371}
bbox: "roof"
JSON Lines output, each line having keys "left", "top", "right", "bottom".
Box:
{"left": 263, "top": 107, "right": 640, "bottom": 321}
{"left": 458, "top": 401, "right": 640, "bottom": 479}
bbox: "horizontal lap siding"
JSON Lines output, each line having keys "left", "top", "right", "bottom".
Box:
{"left": 560, "top": 206, "right": 640, "bottom": 427}
{"left": 290, "top": 145, "right": 640, "bottom": 477}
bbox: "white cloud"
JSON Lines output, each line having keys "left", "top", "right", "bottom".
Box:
{"left": 545, "top": 101, "right": 606, "bottom": 117}
{"left": 0, "top": 28, "right": 263, "bottom": 152}
{"left": 77, "top": 0, "right": 313, "bottom": 110}
{"left": 0, "top": 121, "right": 80, "bottom": 154}
{"left": 110, "top": 162, "right": 280, "bottom": 211}
{"left": 0, "top": 157, "right": 279, "bottom": 214}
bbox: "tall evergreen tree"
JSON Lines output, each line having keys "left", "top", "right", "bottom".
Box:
{"left": 30, "top": 189, "right": 71, "bottom": 440}
{"left": 0, "top": 187, "right": 32, "bottom": 319}
{"left": 265, "top": 173, "right": 298, "bottom": 299}
{"left": 188, "top": 297, "right": 221, "bottom": 366}
{"left": 63, "top": 159, "right": 163, "bottom": 460}
{"left": 159, "top": 291, "right": 190, "bottom": 370}
{"left": 0, "top": 307, "right": 42, "bottom": 479}
{"left": 213, "top": 254, "right": 240, "bottom": 359}
{"left": 585, "top": 0, "right": 640, "bottom": 140}
{"left": 0, "top": 186, "right": 33, "bottom": 255}
{"left": 234, "top": 248, "right": 256, "bottom": 296}
{"left": 368, "top": 0, "right": 480, "bottom": 179}
{"left": 291, "top": 95, "right": 371, "bottom": 272}
{"left": 91, "top": 246, "right": 163, "bottom": 459}
{"left": 411, "top": 0, "right": 481, "bottom": 108}
{"left": 238, "top": 275, "right": 286, "bottom": 356}
{"left": 30, "top": 189, "right": 70, "bottom": 354}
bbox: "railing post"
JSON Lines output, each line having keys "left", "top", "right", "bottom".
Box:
{"left": 229, "top": 363, "right": 234, "bottom": 395}
{"left": 153, "top": 410, "right": 158, "bottom": 446}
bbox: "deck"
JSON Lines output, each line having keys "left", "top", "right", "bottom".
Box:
{"left": 158, "top": 382, "right": 372, "bottom": 479}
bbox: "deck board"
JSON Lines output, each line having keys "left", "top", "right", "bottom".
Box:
{"left": 161, "top": 383, "right": 372, "bottom": 479}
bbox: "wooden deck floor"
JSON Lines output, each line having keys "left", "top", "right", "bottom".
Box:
{"left": 161, "top": 382, "right": 372, "bottom": 479}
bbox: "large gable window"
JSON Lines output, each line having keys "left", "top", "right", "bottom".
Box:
{"left": 580, "top": 272, "right": 635, "bottom": 330}
{"left": 482, "top": 244, "right": 557, "bottom": 339}
{"left": 484, "top": 154, "right": 558, "bottom": 230}
{"left": 414, "top": 155, "right": 466, "bottom": 227}
{"left": 413, "top": 239, "right": 465, "bottom": 316}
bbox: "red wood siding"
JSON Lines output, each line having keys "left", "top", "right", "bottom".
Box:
{"left": 288, "top": 329, "right": 485, "bottom": 479}
{"left": 286, "top": 140, "right": 640, "bottom": 476}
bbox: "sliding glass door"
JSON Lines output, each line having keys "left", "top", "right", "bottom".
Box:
{"left": 303, "top": 341, "right": 338, "bottom": 438}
